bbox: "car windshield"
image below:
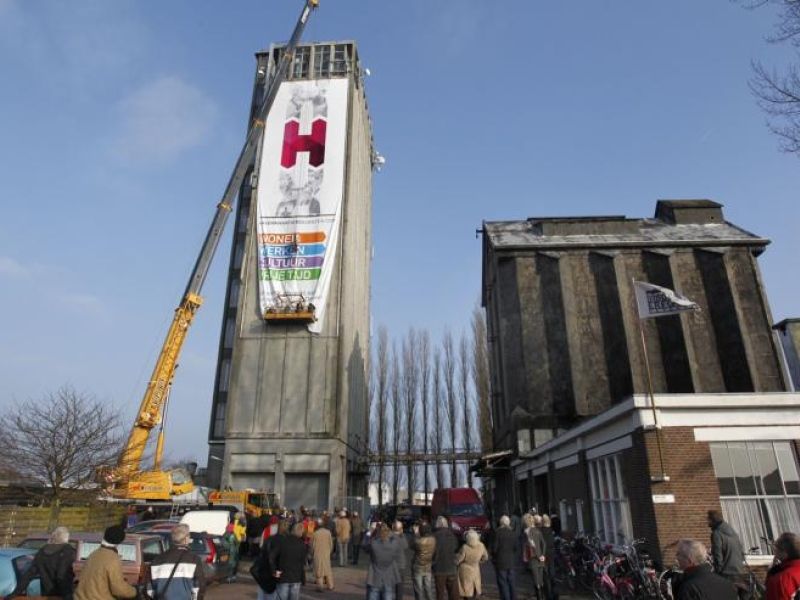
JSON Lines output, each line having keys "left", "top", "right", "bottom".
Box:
{"left": 449, "top": 503, "right": 484, "bottom": 517}
{"left": 189, "top": 536, "right": 208, "bottom": 554}
{"left": 80, "top": 542, "right": 137, "bottom": 562}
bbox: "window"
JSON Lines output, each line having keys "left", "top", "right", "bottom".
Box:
{"left": 588, "top": 453, "right": 632, "bottom": 545}
{"left": 331, "top": 44, "right": 349, "bottom": 75}
{"left": 213, "top": 402, "right": 227, "bottom": 438}
{"left": 313, "top": 45, "right": 332, "bottom": 78}
{"left": 218, "top": 359, "right": 231, "bottom": 392}
{"left": 228, "top": 280, "right": 240, "bottom": 308}
{"left": 710, "top": 441, "right": 800, "bottom": 554}
{"left": 291, "top": 46, "right": 310, "bottom": 79}
{"left": 141, "top": 539, "right": 163, "bottom": 562}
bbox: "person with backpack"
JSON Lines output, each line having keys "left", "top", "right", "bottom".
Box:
{"left": 145, "top": 524, "right": 205, "bottom": 600}
{"left": 11, "top": 526, "right": 76, "bottom": 599}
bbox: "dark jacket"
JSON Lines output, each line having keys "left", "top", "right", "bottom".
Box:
{"left": 765, "top": 558, "right": 800, "bottom": 600}
{"left": 432, "top": 528, "right": 459, "bottom": 575}
{"left": 13, "top": 542, "right": 76, "bottom": 598}
{"left": 146, "top": 544, "right": 206, "bottom": 600}
{"left": 675, "top": 563, "right": 738, "bottom": 600}
{"left": 269, "top": 535, "right": 307, "bottom": 584}
{"left": 253, "top": 534, "right": 281, "bottom": 593}
{"left": 491, "top": 527, "right": 519, "bottom": 571}
{"left": 367, "top": 537, "right": 403, "bottom": 587}
{"left": 411, "top": 535, "right": 436, "bottom": 573}
{"left": 710, "top": 521, "right": 745, "bottom": 577}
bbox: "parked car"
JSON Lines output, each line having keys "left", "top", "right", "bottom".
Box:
{"left": 135, "top": 524, "right": 234, "bottom": 583}
{"left": 431, "top": 488, "right": 490, "bottom": 539}
{"left": 72, "top": 532, "right": 166, "bottom": 585}
{"left": 388, "top": 505, "right": 431, "bottom": 531}
{"left": 18, "top": 532, "right": 79, "bottom": 551}
{"left": 0, "top": 548, "right": 40, "bottom": 598}
{"left": 127, "top": 519, "right": 179, "bottom": 533}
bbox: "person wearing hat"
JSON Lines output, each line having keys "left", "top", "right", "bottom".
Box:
{"left": 75, "top": 525, "right": 137, "bottom": 600}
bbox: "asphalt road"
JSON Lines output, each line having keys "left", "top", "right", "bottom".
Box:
{"left": 205, "top": 559, "right": 592, "bottom": 600}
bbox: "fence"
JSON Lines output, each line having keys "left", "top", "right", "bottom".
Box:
{"left": 0, "top": 506, "right": 126, "bottom": 546}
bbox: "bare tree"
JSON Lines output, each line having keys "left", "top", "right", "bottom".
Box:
{"left": 431, "top": 350, "right": 445, "bottom": 489}
{"left": 402, "top": 329, "right": 419, "bottom": 502}
{"left": 471, "top": 307, "right": 493, "bottom": 453}
{"left": 0, "top": 386, "right": 123, "bottom": 523}
{"left": 458, "top": 332, "right": 474, "bottom": 487}
{"left": 418, "top": 330, "right": 432, "bottom": 502}
{"left": 374, "top": 326, "right": 390, "bottom": 506}
{"left": 744, "top": 0, "right": 800, "bottom": 154}
{"left": 442, "top": 331, "right": 459, "bottom": 486}
{"left": 390, "top": 342, "right": 403, "bottom": 503}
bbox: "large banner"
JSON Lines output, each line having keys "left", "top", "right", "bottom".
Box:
{"left": 255, "top": 78, "right": 349, "bottom": 333}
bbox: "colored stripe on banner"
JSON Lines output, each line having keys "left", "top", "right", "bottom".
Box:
{"left": 259, "top": 232, "right": 326, "bottom": 244}
{"left": 260, "top": 243, "right": 326, "bottom": 257}
{"left": 260, "top": 268, "right": 322, "bottom": 281}
{"left": 260, "top": 256, "right": 325, "bottom": 269}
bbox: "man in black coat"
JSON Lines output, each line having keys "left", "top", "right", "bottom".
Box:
{"left": 490, "top": 515, "right": 519, "bottom": 600}
{"left": 269, "top": 523, "right": 307, "bottom": 600}
{"left": 673, "top": 539, "right": 737, "bottom": 600}
{"left": 12, "top": 526, "right": 76, "bottom": 599}
{"left": 432, "top": 517, "right": 459, "bottom": 600}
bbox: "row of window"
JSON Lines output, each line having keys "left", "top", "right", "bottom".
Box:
{"left": 582, "top": 442, "right": 800, "bottom": 553}
{"left": 285, "top": 44, "right": 353, "bottom": 80}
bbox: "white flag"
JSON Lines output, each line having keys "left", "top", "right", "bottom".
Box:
{"left": 634, "top": 281, "right": 699, "bottom": 319}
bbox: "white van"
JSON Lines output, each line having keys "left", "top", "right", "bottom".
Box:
{"left": 180, "top": 510, "right": 230, "bottom": 536}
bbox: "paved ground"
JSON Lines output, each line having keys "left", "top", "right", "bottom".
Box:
{"left": 206, "top": 558, "right": 592, "bottom": 600}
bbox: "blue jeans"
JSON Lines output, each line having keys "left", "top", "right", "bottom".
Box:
{"left": 496, "top": 568, "right": 516, "bottom": 600}
{"left": 276, "top": 582, "right": 301, "bottom": 600}
{"left": 368, "top": 584, "right": 396, "bottom": 600}
{"left": 413, "top": 571, "right": 434, "bottom": 600}
{"left": 257, "top": 590, "right": 277, "bottom": 600}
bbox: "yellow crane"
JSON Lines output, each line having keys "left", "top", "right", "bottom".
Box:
{"left": 103, "top": 0, "right": 321, "bottom": 501}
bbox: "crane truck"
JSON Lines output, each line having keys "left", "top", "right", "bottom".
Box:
{"left": 100, "top": 0, "right": 321, "bottom": 502}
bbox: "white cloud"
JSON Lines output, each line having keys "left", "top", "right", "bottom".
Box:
{"left": 0, "top": 256, "right": 29, "bottom": 277}
{"left": 113, "top": 76, "right": 218, "bottom": 165}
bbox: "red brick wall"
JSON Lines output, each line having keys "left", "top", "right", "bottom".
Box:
{"left": 624, "top": 427, "right": 722, "bottom": 567}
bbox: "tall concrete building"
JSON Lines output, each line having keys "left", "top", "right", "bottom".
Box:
{"left": 206, "top": 42, "right": 373, "bottom": 510}
{"left": 480, "top": 200, "right": 793, "bottom": 526}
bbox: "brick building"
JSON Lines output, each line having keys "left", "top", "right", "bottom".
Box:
{"left": 479, "top": 200, "right": 799, "bottom": 566}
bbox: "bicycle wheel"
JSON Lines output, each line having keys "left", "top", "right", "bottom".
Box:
{"left": 657, "top": 570, "right": 675, "bottom": 600}
{"left": 592, "top": 578, "right": 614, "bottom": 600}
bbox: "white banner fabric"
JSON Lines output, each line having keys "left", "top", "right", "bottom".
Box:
{"left": 634, "top": 280, "right": 699, "bottom": 319}
{"left": 255, "top": 78, "right": 349, "bottom": 333}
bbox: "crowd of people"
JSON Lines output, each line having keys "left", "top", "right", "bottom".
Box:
{"left": 8, "top": 505, "right": 800, "bottom": 600}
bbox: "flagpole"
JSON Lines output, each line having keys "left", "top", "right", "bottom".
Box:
{"left": 633, "top": 279, "right": 669, "bottom": 482}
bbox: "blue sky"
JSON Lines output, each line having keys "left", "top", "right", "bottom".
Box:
{"left": 1, "top": 1, "right": 798, "bottom": 463}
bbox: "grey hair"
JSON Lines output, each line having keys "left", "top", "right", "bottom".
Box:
{"left": 499, "top": 515, "right": 511, "bottom": 528}
{"left": 465, "top": 530, "right": 480, "bottom": 545}
{"left": 393, "top": 521, "right": 403, "bottom": 532}
{"left": 676, "top": 539, "right": 707, "bottom": 566}
{"left": 541, "top": 514, "right": 551, "bottom": 527}
{"left": 436, "top": 516, "right": 449, "bottom": 529}
{"left": 49, "top": 526, "right": 69, "bottom": 545}
{"left": 533, "top": 514, "right": 543, "bottom": 526}
{"left": 171, "top": 523, "right": 191, "bottom": 546}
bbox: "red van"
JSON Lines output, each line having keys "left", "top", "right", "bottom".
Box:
{"left": 431, "top": 488, "right": 489, "bottom": 539}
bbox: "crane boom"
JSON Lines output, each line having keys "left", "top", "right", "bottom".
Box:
{"left": 113, "top": 0, "right": 320, "bottom": 491}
